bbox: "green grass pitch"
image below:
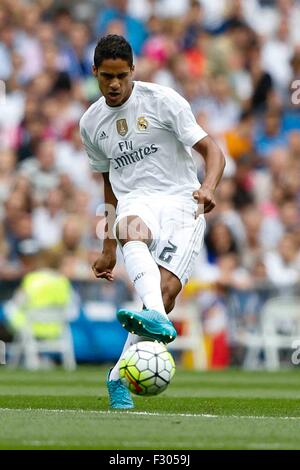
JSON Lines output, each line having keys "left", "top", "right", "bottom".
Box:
{"left": 0, "top": 366, "right": 300, "bottom": 449}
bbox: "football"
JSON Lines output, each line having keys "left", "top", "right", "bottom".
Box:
{"left": 119, "top": 341, "right": 176, "bottom": 396}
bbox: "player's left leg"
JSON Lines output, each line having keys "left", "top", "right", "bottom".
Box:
{"left": 159, "top": 266, "right": 182, "bottom": 314}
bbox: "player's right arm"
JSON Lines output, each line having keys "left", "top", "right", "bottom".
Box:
{"left": 92, "top": 172, "right": 118, "bottom": 281}
{"left": 79, "top": 117, "right": 117, "bottom": 281}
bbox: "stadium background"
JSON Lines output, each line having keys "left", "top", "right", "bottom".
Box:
{"left": 0, "top": 0, "right": 300, "bottom": 368}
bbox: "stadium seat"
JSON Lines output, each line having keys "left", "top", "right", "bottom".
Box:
{"left": 261, "top": 296, "right": 300, "bottom": 370}
{"left": 8, "top": 304, "right": 76, "bottom": 370}
{"left": 236, "top": 296, "right": 300, "bottom": 370}
{"left": 168, "top": 303, "right": 207, "bottom": 370}
{"left": 235, "top": 329, "right": 264, "bottom": 370}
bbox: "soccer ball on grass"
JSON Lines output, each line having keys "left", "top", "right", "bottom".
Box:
{"left": 119, "top": 341, "right": 176, "bottom": 396}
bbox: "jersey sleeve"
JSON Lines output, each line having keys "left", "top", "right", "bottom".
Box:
{"left": 160, "top": 90, "right": 207, "bottom": 147}
{"left": 80, "top": 122, "right": 110, "bottom": 173}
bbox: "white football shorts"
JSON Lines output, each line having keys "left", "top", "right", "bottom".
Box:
{"left": 113, "top": 195, "right": 206, "bottom": 285}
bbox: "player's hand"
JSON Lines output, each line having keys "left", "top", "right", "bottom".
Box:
{"left": 92, "top": 251, "right": 116, "bottom": 281}
{"left": 193, "top": 186, "right": 216, "bottom": 218}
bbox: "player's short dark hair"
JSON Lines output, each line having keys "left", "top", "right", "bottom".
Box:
{"left": 94, "top": 35, "right": 133, "bottom": 68}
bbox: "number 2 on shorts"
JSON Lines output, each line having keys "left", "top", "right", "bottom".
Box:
{"left": 159, "top": 240, "right": 178, "bottom": 264}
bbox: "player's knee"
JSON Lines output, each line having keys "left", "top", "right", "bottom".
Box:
{"left": 116, "top": 217, "right": 152, "bottom": 247}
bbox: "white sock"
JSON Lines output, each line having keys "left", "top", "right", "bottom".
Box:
{"left": 122, "top": 241, "right": 167, "bottom": 317}
{"left": 109, "top": 333, "right": 141, "bottom": 381}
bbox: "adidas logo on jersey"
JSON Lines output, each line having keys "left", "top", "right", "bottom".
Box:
{"left": 99, "top": 131, "right": 108, "bottom": 140}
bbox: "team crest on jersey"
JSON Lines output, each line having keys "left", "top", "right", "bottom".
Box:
{"left": 137, "top": 116, "right": 149, "bottom": 132}
{"left": 116, "top": 119, "right": 128, "bottom": 136}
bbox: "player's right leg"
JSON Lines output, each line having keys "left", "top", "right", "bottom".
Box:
{"left": 115, "top": 215, "right": 177, "bottom": 343}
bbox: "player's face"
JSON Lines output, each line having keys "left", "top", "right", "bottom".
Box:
{"left": 93, "top": 58, "right": 135, "bottom": 107}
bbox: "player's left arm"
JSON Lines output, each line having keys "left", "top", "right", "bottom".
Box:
{"left": 192, "top": 136, "right": 226, "bottom": 217}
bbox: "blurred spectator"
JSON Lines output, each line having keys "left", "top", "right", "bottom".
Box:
{"left": 254, "top": 108, "right": 288, "bottom": 162}
{"left": 0, "top": 22, "right": 15, "bottom": 81}
{"left": 198, "top": 75, "right": 240, "bottom": 136}
{"left": 32, "top": 188, "right": 65, "bottom": 249}
{"left": 0, "top": 149, "right": 17, "bottom": 211}
{"left": 95, "top": 0, "right": 148, "bottom": 55}
{"left": 20, "top": 139, "right": 61, "bottom": 203}
{"left": 55, "top": 124, "right": 93, "bottom": 190}
{"left": 2, "top": 241, "right": 73, "bottom": 344}
{"left": 52, "top": 7, "right": 74, "bottom": 46}
{"left": 61, "top": 22, "right": 94, "bottom": 79}
{"left": 14, "top": 3, "right": 44, "bottom": 84}
{"left": 223, "top": 111, "right": 254, "bottom": 161}
{"left": 247, "top": 43, "right": 274, "bottom": 114}
{"left": 205, "top": 220, "right": 239, "bottom": 264}
{"left": 261, "top": 16, "right": 293, "bottom": 94}
{"left": 44, "top": 216, "right": 90, "bottom": 280}
{"left": 264, "top": 233, "right": 300, "bottom": 288}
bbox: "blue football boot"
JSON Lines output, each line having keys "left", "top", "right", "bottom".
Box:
{"left": 117, "top": 308, "right": 177, "bottom": 344}
{"left": 106, "top": 370, "right": 134, "bottom": 409}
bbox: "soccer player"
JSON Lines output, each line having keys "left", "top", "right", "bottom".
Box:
{"left": 80, "top": 35, "right": 225, "bottom": 409}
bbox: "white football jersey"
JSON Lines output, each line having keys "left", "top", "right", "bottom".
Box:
{"left": 79, "top": 81, "right": 207, "bottom": 201}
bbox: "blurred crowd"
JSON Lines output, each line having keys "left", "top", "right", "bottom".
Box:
{"left": 0, "top": 0, "right": 300, "bottom": 323}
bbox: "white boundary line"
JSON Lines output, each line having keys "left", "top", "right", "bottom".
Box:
{"left": 0, "top": 408, "right": 300, "bottom": 420}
